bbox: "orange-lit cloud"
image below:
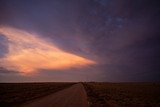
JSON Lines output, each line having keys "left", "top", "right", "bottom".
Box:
{"left": 0, "top": 26, "right": 96, "bottom": 74}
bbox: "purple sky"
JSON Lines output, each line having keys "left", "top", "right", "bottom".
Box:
{"left": 0, "top": 0, "right": 160, "bottom": 82}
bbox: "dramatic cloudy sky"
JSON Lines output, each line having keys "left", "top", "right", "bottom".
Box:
{"left": 0, "top": 0, "right": 160, "bottom": 82}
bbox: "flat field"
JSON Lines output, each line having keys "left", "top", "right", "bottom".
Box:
{"left": 0, "top": 82, "right": 74, "bottom": 107}
{"left": 83, "top": 82, "right": 160, "bottom": 107}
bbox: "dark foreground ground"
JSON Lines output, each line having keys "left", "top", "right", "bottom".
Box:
{"left": 0, "top": 82, "right": 160, "bottom": 107}
{"left": 23, "top": 83, "right": 88, "bottom": 107}
{"left": 0, "top": 82, "right": 75, "bottom": 107}
{"left": 83, "top": 82, "right": 160, "bottom": 107}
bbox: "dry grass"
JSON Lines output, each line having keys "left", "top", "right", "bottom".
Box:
{"left": 0, "top": 82, "right": 75, "bottom": 107}
{"left": 83, "top": 82, "right": 160, "bottom": 107}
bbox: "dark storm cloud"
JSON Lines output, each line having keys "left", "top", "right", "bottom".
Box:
{"left": 0, "top": 67, "right": 19, "bottom": 74}
{"left": 0, "top": 0, "right": 160, "bottom": 82}
{"left": 74, "top": 0, "right": 160, "bottom": 81}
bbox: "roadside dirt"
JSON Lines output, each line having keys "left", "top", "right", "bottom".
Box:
{"left": 22, "top": 83, "right": 89, "bottom": 107}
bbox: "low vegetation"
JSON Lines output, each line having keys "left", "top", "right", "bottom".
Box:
{"left": 0, "top": 82, "right": 74, "bottom": 107}
{"left": 83, "top": 82, "right": 160, "bottom": 107}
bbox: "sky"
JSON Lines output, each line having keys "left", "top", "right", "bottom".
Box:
{"left": 0, "top": 0, "right": 160, "bottom": 82}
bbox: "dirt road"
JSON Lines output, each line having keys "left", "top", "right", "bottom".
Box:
{"left": 22, "top": 83, "right": 89, "bottom": 107}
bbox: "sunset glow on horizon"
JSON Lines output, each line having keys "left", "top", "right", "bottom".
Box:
{"left": 0, "top": 26, "right": 96, "bottom": 74}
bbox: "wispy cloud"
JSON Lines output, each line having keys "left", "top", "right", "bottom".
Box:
{"left": 0, "top": 26, "right": 96, "bottom": 74}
